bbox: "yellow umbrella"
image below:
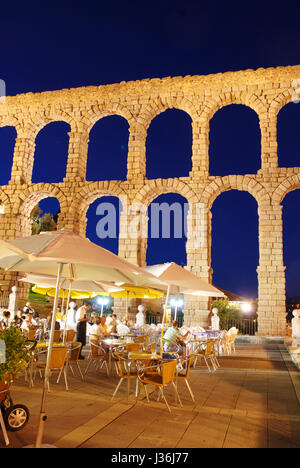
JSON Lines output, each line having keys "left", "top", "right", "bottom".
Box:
{"left": 98, "top": 283, "right": 164, "bottom": 319}
{"left": 98, "top": 284, "right": 164, "bottom": 299}
{"left": 32, "top": 285, "right": 98, "bottom": 300}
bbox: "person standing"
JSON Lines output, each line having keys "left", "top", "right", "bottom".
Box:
{"left": 75, "top": 303, "right": 91, "bottom": 359}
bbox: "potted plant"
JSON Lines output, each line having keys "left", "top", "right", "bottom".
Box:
{"left": 0, "top": 326, "right": 32, "bottom": 385}
{"left": 0, "top": 326, "right": 32, "bottom": 431}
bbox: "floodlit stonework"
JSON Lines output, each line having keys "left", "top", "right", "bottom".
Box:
{"left": 0, "top": 65, "right": 300, "bottom": 335}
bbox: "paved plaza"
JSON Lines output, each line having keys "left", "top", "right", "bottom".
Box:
{"left": 1, "top": 342, "right": 300, "bottom": 449}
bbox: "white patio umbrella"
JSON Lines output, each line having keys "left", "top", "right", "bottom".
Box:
{"left": 19, "top": 273, "right": 124, "bottom": 342}
{"left": 0, "top": 230, "right": 166, "bottom": 448}
{"left": 143, "top": 262, "right": 225, "bottom": 353}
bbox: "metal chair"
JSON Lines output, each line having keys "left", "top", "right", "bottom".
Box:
{"left": 176, "top": 355, "right": 195, "bottom": 402}
{"left": 192, "top": 340, "right": 219, "bottom": 372}
{"left": 137, "top": 360, "right": 182, "bottom": 413}
{"left": 84, "top": 340, "right": 109, "bottom": 376}
{"left": 35, "top": 347, "right": 69, "bottom": 391}
{"left": 64, "top": 342, "right": 84, "bottom": 381}
{"left": 112, "top": 351, "right": 138, "bottom": 400}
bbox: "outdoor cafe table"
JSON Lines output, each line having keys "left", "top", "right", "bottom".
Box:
{"left": 100, "top": 338, "right": 127, "bottom": 376}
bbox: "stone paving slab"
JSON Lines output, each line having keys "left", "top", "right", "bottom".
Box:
{"left": 1, "top": 343, "right": 300, "bottom": 449}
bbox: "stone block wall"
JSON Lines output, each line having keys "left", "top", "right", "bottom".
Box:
{"left": 0, "top": 65, "right": 300, "bottom": 334}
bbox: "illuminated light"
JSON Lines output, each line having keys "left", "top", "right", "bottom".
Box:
{"left": 97, "top": 297, "right": 109, "bottom": 305}
{"left": 241, "top": 303, "right": 252, "bottom": 313}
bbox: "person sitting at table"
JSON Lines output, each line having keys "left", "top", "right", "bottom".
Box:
{"left": 13, "top": 310, "right": 23, "bottom": 328}
{"left": 1, "top": 310, "right": 11, "bottom": 329}
{"left": 89, "top": 316, "right": 105, "bottom": 341}
{"left": 163, "top": 320, "right": 187, "bottom": 357}
{"left": 21, "top": 312, "right": 38, "bottom": 335}
{"left": 107, "top": 314, "right": 118, "bottom": 334}
{"left": 89, "top": 312, "right": 97, "bottom": 326}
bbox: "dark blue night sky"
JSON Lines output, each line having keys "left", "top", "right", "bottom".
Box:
{"left": 0, "top": 0, "right": 300, "bottom": 299}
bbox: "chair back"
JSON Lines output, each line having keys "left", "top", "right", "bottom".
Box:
{"left": 27, "top": 329, "right": 37, "bottom": 341}
{"left": 65, "top": 330, "right": 76, "bottom": 342}
{"left": 126, "top": 343, "right": 141, "bottom": 353}
{"left": 69, "top": 342, "right": 82, "bottom": 361}
{"left": 162, "top": 360, "right": 176, "bottom": 385}
{"left": 114, "top": 352, "right": 127, "bottom": 378}
{"left": 205, "top": 340, "right": 215, "bottom": 356}
{"left": 135, "top": 335, "right": 145, "bottom": 344}
{"left": 90, "top": 340, "right": 100, "bottom": 357}
{"left": 53, "top": 330, "right": 62, "bottom": 343}
{"left": 180, "top": 355, "right": 193, "bottom": 379}
{"left": 149, "top": 342, "right": 157, "bottom": 353}
{"left": 49, "top": 347, "right": 68, "bottom": 370}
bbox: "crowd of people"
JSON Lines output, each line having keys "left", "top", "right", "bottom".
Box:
{"left": 0, "top": 300, "right": 194, "bottom": 361}
{"left": 0, "top": 300, "right": 128, "bottom": 358}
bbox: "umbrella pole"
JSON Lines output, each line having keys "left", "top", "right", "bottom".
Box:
{"left": 62, "top": 281, "right": 72, "bottom": 344}
{"left": 125, "top": 292, "right": 128, "bottom": 321}
{"left": 160, "top": 284, "right": 170, "bottom": 356}
{"left": 35, "top": 262, "right": 63, "bottom": 449}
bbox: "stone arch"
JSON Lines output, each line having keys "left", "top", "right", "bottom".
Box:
{"left": 269, "top": 89, "right": 294, "bottom": 119}
{"left": 27, "top": 108, "right": 77, "bottom": 137}
{"left": 210, "top": 188, "right": 259, "bottom": 299}
{"left": 272, "top": 174, "right": 300, "bottom": 205}
{"left": 146, "top": 191, "right": 189, "bottom": 267}
{"left": 202, "top": 175, "right": 271, "bottom": 209}
{"left": 200, "top": 92, "right": 267, "bottom": 124}
{"left": 141, "top": 96, "right": 198, "bottom": 132}
{"left": 145, "top": 107, "right": 193, "bottom": 179}
{"left": 80, "top": 103, "right": 134, "bottom": 133}
{"left": 86, "top": 114, "right": 130, "bottom": 181}
{"left": 71, "top": 181, "right": 127, "bottom": 237}
{"left": 32, "top": 120, "right": 71, "bottom": 183}
{"left": 133, "top": 179, "right": 199, "bottom": 207}
{"left": 15, "top": 184, "right": 67, "bottom": 237}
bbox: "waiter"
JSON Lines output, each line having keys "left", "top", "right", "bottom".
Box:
{"left": 75, "top": 303, "right": 91, "bottom": 360}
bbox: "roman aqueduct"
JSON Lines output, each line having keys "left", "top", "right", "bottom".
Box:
{"left": 0, "top": 64, "right": 300, "bottom": 335}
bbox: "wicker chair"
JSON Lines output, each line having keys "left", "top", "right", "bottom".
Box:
{"left": 112, "top": 351, "right": 138, "bottom": 400}
{"left": 35, "top": 347, "right": 69, "bottom": 391}
{"left": 176, "top": 355, "right": 195, "bottom": 402}
{"left": 137, "top": 360, "right": 182, "bottom": 412}
{"left": 84, "top": 340, "right": 109, "bottom": 376}
{"left": 192, "top": 340, "right": 219, "bottom": 372}
{"left": 65, "top": 342, "right": 84, "bottom": 381}
{"left": 126, "top": 343, "right": 142, "bottom": 353}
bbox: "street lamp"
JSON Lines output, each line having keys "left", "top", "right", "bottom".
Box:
{"left": 170, "top": 298, "right": 184, "bottom": 321}
{"left": 97, "top": 297, "right": 109, "bottom": 316}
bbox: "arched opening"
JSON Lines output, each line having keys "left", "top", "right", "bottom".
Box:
{"left": 277, "top": 102, "right": 300, "bottom": 167}
{"left": 32, "top": 121, "right": 70, "bottom": 183}
{"left": 86, "top": 195, "right": 122, "bottom": 255}
{"left": 16, "top": 194, "right": 61, "bottom": 238}
{"left": 209, "top": 104, "right": 261, "bottom": 176}
{"left": 86, "top": 115, "right": 129, "bottom": 181}
{"left": 31, "top": 197, "right": 61, "bottom": 234}
{"left": 146, "top": 109, "right": 192, "bottom": 179}
{"left": 211, "top": 190, "right": 258, "bottom": 299}
{"left": 282, "top": 190, "right": 300, "bottom": 319}
{"left": 146, "top": 193, "right": 188, "bottom": 266}
{"left": 0, "top": 126, "right": 17, "bottom": 185}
